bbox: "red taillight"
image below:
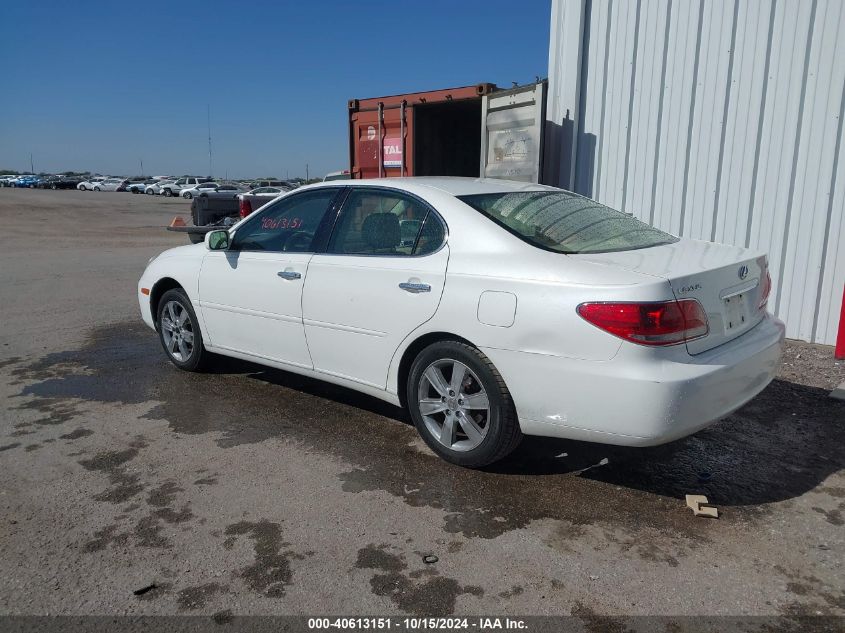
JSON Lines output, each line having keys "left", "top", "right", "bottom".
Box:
{"left": 577, "top": 300, "right": 709, "bottom": 346}
{"left": 239, "top": 198, "right": 252, "bottom": 218}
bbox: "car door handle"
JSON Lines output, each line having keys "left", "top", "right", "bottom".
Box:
{"left": 277, "top": 270, "right": 302, "bottom": 280}
{"left": 399, "top": 282, "right": 431, "bottom": 293}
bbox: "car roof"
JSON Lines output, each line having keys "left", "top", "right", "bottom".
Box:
{"left": 304, "top": 176, "right": 560, "bottom": 197}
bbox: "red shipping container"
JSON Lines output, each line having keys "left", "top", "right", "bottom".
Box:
{"left": 348, "top": 83, "right": 497, "bottom": 180}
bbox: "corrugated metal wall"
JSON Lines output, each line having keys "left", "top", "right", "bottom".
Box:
{"left": 547, "top": 0, "right": 845, "bottom": 345}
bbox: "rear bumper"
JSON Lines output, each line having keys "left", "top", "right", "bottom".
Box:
{"left": 482, "top": 314, "right": 785, "bottom": 446}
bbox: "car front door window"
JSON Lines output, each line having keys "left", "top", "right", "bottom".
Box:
{"left": 231, "top": 189, "right": 338, "bottom": 253}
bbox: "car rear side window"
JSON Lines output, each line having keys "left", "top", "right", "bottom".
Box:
{"left": 328, "top": 190, "right": 444, "bottom": 256}
{"left": 231, "top": 189, "right": 337, "bottom": 253}
{"left": 458, "top": 192, "right": 677, "bottom": 254}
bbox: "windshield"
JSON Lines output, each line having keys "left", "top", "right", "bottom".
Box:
{"left": 458, "top": 191, "right": 677, "bottom": 254}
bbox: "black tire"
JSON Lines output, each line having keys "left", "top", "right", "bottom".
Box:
{"left": 407, "top": 341, "right": 522, "bottom": 468}
{"left": 29, "top": 184, "right": 35, "bottom": 189}
{"left": 164, "top": 188, "right": 173, "bottom": 197}
{"left": 94, "top": 187, "right": 100, "bottom": 192}
{"left": 184, "top": 191, "right": 193, "bottom": 199}
{"left": 146, "top": 189, "right": 154, "bottom": 195}
{"left": 155, "top": 288, "right": 210, "bottom": 372}
{"left": 51, "top": 184, "right": 57, "bottom": 190}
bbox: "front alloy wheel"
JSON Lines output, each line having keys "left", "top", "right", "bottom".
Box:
{"left": 156, "top": 288, "right": 209, "bottom": 371}
{"left": 160, "top": 300, "right": 195, "bottom": 363}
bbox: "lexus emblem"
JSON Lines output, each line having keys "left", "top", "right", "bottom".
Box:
{"left": 738, "top": 265, "right": 749, "bottom": 280}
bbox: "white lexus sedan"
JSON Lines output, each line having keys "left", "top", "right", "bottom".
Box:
{"left": 138, "top": 178, "right": 785, "bottom": 467}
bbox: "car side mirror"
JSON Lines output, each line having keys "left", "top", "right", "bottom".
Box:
{"left": 205, "top": 230, "right": 230, "bottom": 251}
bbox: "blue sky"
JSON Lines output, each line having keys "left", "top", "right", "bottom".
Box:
{"left": 0, "top": 1, "right": 551, "bottom": 179}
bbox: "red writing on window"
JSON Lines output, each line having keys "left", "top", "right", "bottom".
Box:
{"left": 261, "top": 217, "right": 303, "bottom": 230}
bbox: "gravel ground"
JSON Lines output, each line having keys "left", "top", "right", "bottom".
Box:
{"left": 779, "top": 341, "right": 845, "bottom": 391}
{"left": 0, "top": 188, "right": 842, "bottom": 626}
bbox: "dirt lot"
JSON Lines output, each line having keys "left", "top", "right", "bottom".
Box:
{"left": 0, "top": 188, "right": 843, "bottom": 623}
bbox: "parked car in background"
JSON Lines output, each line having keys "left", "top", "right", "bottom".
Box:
{"left": 160, "top": 177, "right": 211, "bottom": 197}
{"left": 78, "top": 177, "right": 106, "bottom": 191}
{"left": 36, "top": 176, "right": 56, "bottom": 189}
{"left": 323, "top": 170, "right": 351, "bottom": 181}
{"left": 181, "top": 182, "right": 220, "bottom": 199}
{"left": 11, "top": 175, "right": 41, "bottom": 188}
{"left": 182, "top": 183, "right": 245, "bottom": 199}
{"left": 247, "top": 186, "right": 291, "bottom": 197}
{"left": 60, "top": 176, "right": 83, "bottom": 189}
{"left": 38, "top": 175, "right": 82, "bottom": 190}
{"left": 139, "top": 177, "right": 784, "bottom": 468}
{"left": 250, "top": 179, "right": 296, "bottom": 189}
{"left": 36, "top": 176, "right": 60, "bottom": 189}
{"left": 145, "top": 180, "right": 173, "bottom": 195}
{"left": 0, "top": 175, "right": 19, "bottom": 187}
{"left": 236, "top": 186, "right": 292, "bottom": 219}
{"left": 93, "top": 178, "right": 126, "bottom": 192}
{"left": 203, "top": 183, "right": 244, "bottom": 197}
{"left": 124, "top": 179, "right": 152, "bottom": 193}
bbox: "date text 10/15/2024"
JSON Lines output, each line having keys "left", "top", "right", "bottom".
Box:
{"left": 307, "top": 617, "right": 528, "bottom": 630}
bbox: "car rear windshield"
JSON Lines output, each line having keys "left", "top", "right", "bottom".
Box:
{"left": 458, "top": 191, "right": 677, "bottom": 254}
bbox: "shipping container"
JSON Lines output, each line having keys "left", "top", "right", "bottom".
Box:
{"left": 348, "top": 82, "right": 548, "bottom": 182}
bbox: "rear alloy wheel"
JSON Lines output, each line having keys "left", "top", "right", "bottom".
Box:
{"left": 408, "top": 341, "right": 522, "bottom": 468}
{"left": 183, "top": 191, "right": 192, "bottom": 199}
{"left": 94, "top": 187, "right": 101, "bottom": 192}
{"left": 51, "top": 184, "right": 57, "bottom": 190}
{"left": 146, "top": 189, "right": 154, "bottom": 195}
{"left": 164, "top": 188, "right": 173, "bottom": 197}
{"left": 156, "top": 289, "right": 209, "bottom": 371}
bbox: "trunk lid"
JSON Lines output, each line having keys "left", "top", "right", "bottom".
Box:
{"left": 574, "top": 239, "right": 768, "bottom": 354}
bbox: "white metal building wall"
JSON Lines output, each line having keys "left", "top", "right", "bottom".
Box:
{"left": 546, "top": 0, "right": 845, "bottom": 345}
